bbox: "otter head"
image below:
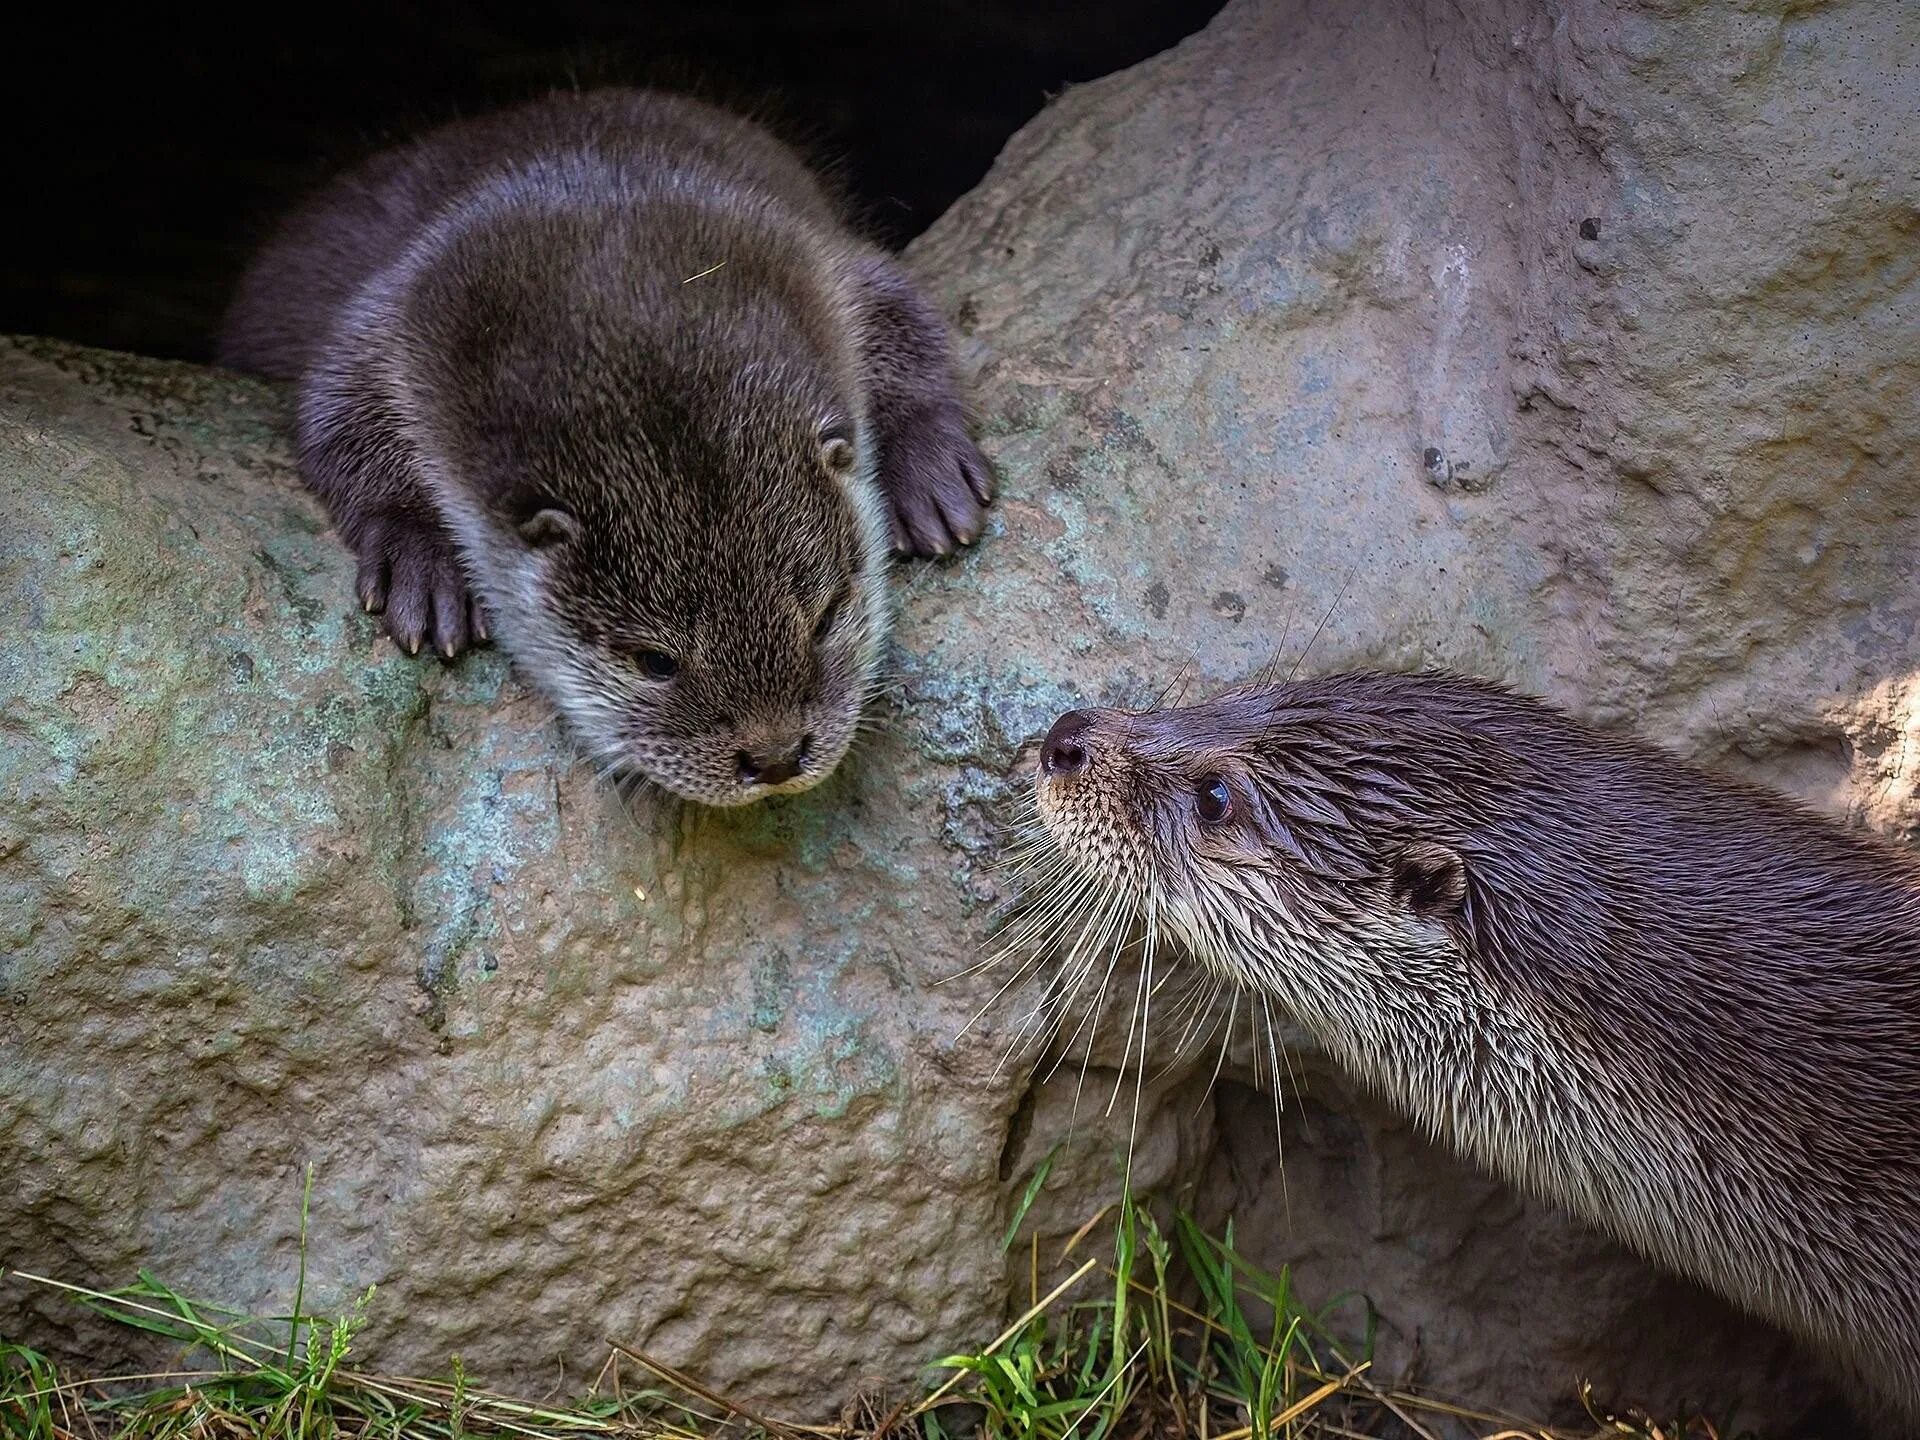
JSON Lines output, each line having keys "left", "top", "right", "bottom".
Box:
{"left": 485, "top": 404, "right": 887, "bottom": 807}
{"left": 407, "top": 224, "right": 891, "bottom": 806}
{"left": 1030, "top": 679, "right": 1482, "bottom": 1031}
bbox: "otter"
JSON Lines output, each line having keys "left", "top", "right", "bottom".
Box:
{"left": 219, "top": 88, "right": 991, "bottom": 806}
{"left": 1026, "top": 669, "right": 1920, "bottom": 1428}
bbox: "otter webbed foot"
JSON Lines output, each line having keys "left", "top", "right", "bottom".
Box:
{"left": 351, "top": 512, "right": 489, "bottom": 658}
{"left": 875, "top": 402, "right": 995, "bottom": 558}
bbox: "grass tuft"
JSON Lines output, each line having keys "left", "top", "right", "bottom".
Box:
{"left": 1, "top": 1185, "right": 1755, "bottom": 1440}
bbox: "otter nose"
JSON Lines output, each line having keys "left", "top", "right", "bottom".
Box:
{"left": 737, "top": 735, "right": 812, "bottom": 788}
{"left": 1041, "top": 710, "right": 1093, "bottom": 777}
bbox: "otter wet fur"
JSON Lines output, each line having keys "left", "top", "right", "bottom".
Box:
{"left": 218, "top": 88, "right": 992, "bottom": 806}
{"left": 1020, "top": 669, "right": 1920, "bottom": 1428}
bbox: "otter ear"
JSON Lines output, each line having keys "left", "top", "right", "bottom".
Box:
{"left": 1393, "top": 841, "right": 1467, "bottom": 920}
{"left": 819, "top": 422, "right": 856, "bottom": 477}
{"left": 515, "top": 506, "right": 579, "bottom": 548}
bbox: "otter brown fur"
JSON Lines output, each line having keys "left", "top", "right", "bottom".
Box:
{"left": 218, "top": 88, "right": 991, "bottom": 806}
{"left": 1030, "top": 669, "right": 1920, "bottom": 1428}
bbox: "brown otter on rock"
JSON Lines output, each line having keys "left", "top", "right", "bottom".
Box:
{"left": 1026, "top": 669, "right": 1920, "bottom": 1427}
{"left": 219, "top": 88, "right": 991, "bottom": 806}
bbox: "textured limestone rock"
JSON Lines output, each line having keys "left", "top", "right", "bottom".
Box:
{"left": 4, "top": 0, "right": 1917, "bottom": 1431}
{"left": 0, "top": 342, "right": 1040, "bottom": 1408}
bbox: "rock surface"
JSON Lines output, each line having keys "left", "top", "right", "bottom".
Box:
{"left": 907, "top": 0, "right": 1918, "bottom": 1428}
{"left": 4, "top": 0, "right": 1917, "bottom": 1432}
{"left": 0, "top": 337, "right": 1039, "bottom": 1407}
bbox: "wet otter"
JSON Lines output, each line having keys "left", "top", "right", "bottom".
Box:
{"left": 219, "top": 88, "right": 991, "bottom": 806}
{"left": 1028, "top": 669, "right": 1920, "bottom": 1427}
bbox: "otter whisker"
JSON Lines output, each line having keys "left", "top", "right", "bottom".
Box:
{"left": 1008, "top": 929, "right": 1102, "bottom": 1036}
{"left": 1105, "top": 924, "right": 1155, "bottom": 1119}
{"left": 1000, "top": 845, "right": 1075, "bottom": 885}
{"left": 1257, "top": 989, "right": 1290, "bottom": 1225}
{"left": 1060, "top": 896, "right": 1141, "bottom": 1121}
{"left": 1181, "top": 996, "right": 1231, "bottom": 1093}
{"left": 981, "top": 869, "right": 1075, "bottom": 943}
{"left": 1148, "top": 658, "right": 1195, "bottom": 714}
{"left": 939, "top": 939, "right": 1027, "bottom": 985}
{"left": 1123, "top": 928, "right": 1159, "bottom": 1185}
{"left": 1018, "top": 887, "right": 1121, "bottom": 1079}
{"left": 1257, "top": 989, "right": 1286, "bottom": 1106}
{"left": 956, "top": 935, "right": 1067, "bottom": 1040}
{"left": 993, "top": 880, "right": 1124, "bottom": 1078}
{"left": 1019, "top": 863, "right": 1111, "bottom": 952}
{"left": 1003, "top": 995, "right": 1083, "bottom": 1080}
{"left": 1000, "top": 863, "right": 1119, "bottom": 960}
{"left": 1163, "top": 996, "right": 1209, "bottom": 1066}
{"left": 1022, "top": 882, "right": 1126, "bottom": 1051}
{"left": 1284, "top": 557, "right": 1360, "bottom": 684}
{"left": 1011, "top": 925, "right": 1115, "bottom": 1073}
{"left": 1195, "top": 986, "right": 1240, "bottom": 1120}
{"left": 1156, "top": 971, "right": 1227, "bottom": 1083}
{"left": 1276, "top": 1011, "right": 1308, "bottom": 1129}
{"left": 1107, "top": 904, "right": 1176, "bottom": 1126}
{"left": 994, "top": 850, "right": 1084, "bottom": 912}
{"left": 996, "top": 826, "right": 1077, "bottom": 881}
{"left": 1067, "top": 885, "right": 1135, "bottom": 993}
{"left": 991, "top": 812, "right": 1071, "bottom": 874}
{"left": 948, "top": 876, "right": 1085, "bottom": 981}
{"left": 986, "top": 871, "right": 1101, "bottom": 973}
{"left": 997, "top": 959, "right": 1087, "bottom": 1079}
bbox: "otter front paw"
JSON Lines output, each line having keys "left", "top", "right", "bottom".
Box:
{"left": 351, "top": 513, "right": 489, "bottom": 658}
{"left": 876, "top": 404, "right": 994, "bottom": 558}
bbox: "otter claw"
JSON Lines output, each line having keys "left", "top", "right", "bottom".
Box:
{"left": 352, "top": 513, "right": 474, "bottom": 657}
{"left": 877, "top": 405, "right": 992, "bottom": 560}
{"left": 356, "top": 553, "right": 389, "bottom": 614}
{"left": 961, "top": 450, "right": 995, "bottom": 507}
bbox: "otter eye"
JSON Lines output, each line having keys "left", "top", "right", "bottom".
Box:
{"left": 633, "top": 649, "right": 678, "bottom": 680}
{"left": 812, "top": 584, "right": 850, "bottom": 643}
{"left": 1194, "top": 775, "right": 1233, "bottom": 826}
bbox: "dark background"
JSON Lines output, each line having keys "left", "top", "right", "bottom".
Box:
{"left": 5, "top": 2, "right": 1223, "bottom": 364}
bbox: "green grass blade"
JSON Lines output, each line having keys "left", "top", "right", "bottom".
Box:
{"left": 1000, "top": 1145, "right": 1060, "bottom": 1255}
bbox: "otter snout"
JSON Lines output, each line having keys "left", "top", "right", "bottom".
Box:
{"left": 736, "top": 733, "right": 814, "bottom": 790}
{"left": 1040, "top": 710, "right": 1093, "bottom": 777}
{"left": 1033, "top": 704, "right": 1156, "bottom": 895}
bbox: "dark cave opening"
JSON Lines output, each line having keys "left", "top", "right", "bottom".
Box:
{"left": 4, "top": 2, "right": 1225, "bottom": 364}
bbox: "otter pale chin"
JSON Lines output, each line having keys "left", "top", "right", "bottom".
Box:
{"left": 1027, "top": 669, "right": 1920, "bottom": 1427}
{"left": 218, "top": 89, "right": 992, "bottom": 807}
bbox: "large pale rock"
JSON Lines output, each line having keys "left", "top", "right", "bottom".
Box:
{"left": 0, "top": 343, "right": 1037, "bottom": 1406}
{"left": 917, "top": 0, "right": 1918, "bottom": 1431}
{"left": 3, "top": 0, "right": 1916, "bottom": 1433}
